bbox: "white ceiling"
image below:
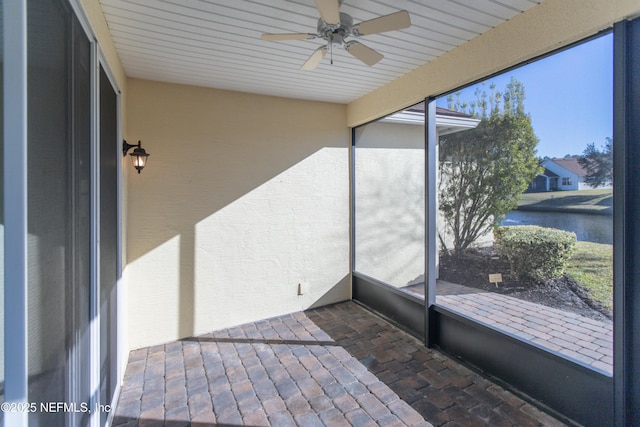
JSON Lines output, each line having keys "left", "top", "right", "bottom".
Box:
{"left": 99, "top": 0, "right": 542, "bottom": 104}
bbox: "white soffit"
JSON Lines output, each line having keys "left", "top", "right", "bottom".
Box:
{"left": 381, "top": 109, "right": 481, "bottom": 135}
{"left": 99, "top": 0, "right": 542, "bottom": 104}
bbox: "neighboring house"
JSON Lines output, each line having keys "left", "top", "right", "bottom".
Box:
{"left": 538, "top": 157, "right": 612, "bottom": 191}
{"left": 527, "top": 167, "right": 559, "bottom": 192}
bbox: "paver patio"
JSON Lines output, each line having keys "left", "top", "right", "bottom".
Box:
{"left": 113, "top": 301, "right": 566, "bottom": 426}
{"left": 404, "top": 280, "right": 613, "bottom": 374}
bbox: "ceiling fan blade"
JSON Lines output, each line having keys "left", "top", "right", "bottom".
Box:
{"left": 301, "top": 46, "right": 328, "bottom": 70}
{"left": 354, "top": 10, "right": 411, "bottom": 36}
{"left": 262, "top": 33, "right": 315, "bottom": 41}
{"left": 345, "top": 41, "right": 383, "bottom": 66}
{"left": 314, "top": 0, "right": 340, "bottom": 25}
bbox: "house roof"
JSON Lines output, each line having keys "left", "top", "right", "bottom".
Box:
{"left": 545, "top": 157, "right": 588, "bottom": 177}
{"left": 406, "top": 104, "right": 476, "bottom": 118}
{"left": 379, "top": 105, "right": 480, "bottom": 135}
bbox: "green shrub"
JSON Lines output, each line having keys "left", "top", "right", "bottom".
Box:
{"left": 494, "top": 225, "right": 577, "bottom": 281}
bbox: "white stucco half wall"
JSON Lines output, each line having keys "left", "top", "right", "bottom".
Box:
{"left": 354, "top": 121, "right": 425, "bottom": 288}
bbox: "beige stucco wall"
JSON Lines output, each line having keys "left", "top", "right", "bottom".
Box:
{"left": 125, "top": 79, "right": 350, "bottom": 349}
{"left": 347, "top": 0, "right": 640, "bottom": 127}
{"left": 354, "top": 121, "right": 425, "bottom": 288}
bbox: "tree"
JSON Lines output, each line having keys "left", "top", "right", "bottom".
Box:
{"left": 439, "top": 77, "right": 541, "bottom": 256}
{"left": 577, "top": 138, "right": 613, "bottom": 188}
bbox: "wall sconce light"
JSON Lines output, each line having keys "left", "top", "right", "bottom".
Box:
{"left": 123, "top": 140, "right": 150, "bottom": 174}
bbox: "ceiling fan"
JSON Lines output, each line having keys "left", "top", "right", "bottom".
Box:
{"left": 261, "top": 0, "right": 411, "bottom": 70}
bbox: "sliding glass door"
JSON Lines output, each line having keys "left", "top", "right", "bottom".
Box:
{"left": 99, "top": 65, "right": 119, "bottom": 426}
{"left": 26, "top": 1, "right": 92, "bottom": 425}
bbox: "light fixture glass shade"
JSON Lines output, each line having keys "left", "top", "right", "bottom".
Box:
{"left": 130, "top": 147, "right": 150, "bottom": 174}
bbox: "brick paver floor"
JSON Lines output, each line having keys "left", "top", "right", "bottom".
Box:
{"left": 113, "top": 301, "right": 567, "bottom": 426}
{"left": 404, "top": 280, "right": 613, "bottom": 374}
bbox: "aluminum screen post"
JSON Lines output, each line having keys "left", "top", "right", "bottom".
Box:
{"left": 613, "top": 17, "right": 640, "bottom": 427}
{"left": 425, "top": 98, "right": 438, "bottom": 346}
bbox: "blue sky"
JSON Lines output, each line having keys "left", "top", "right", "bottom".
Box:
{"left": 436, "top": 33, "right": 613, "bottom": 159}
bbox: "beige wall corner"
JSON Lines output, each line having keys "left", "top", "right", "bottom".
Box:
{"left": 125, "top": 79, "right": 350, "bottom": 349}
{"left": 347, "top": 0, "right": 640, "bottom": 127}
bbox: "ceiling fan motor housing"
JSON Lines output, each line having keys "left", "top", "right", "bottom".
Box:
{"left": 317, "top": 12, "right": 354, "bottom": 45}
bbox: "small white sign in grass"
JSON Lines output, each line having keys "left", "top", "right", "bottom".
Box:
{"left": 489, "top": 273, "right": 503, "bottom": 287}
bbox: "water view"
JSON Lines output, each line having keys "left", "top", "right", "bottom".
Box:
{"left": 502, "top": 210, "right": 613, "bottom": 244}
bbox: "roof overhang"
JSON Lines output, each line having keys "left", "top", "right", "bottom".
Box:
{"left": 379, "top": 110, "right": 480, "bottom": 135}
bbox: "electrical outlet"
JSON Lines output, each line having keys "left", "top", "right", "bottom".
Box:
{"left": 297, "top": 282, "right": 310, "bottom": 296}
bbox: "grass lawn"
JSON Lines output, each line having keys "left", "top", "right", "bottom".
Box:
{"left": 565, "top": 241, "right": 613, "bottom": 310}
{"left": 518, "top": 189, "right": 612, "bottom": 214}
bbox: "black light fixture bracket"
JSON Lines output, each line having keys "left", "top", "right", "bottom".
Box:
{"left": 123, "top": 139, "right": 141, "bottom": 156}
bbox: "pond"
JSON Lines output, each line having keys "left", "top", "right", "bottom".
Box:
{"left": 502, "top": 210, "right": 613, "bottom": 244}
